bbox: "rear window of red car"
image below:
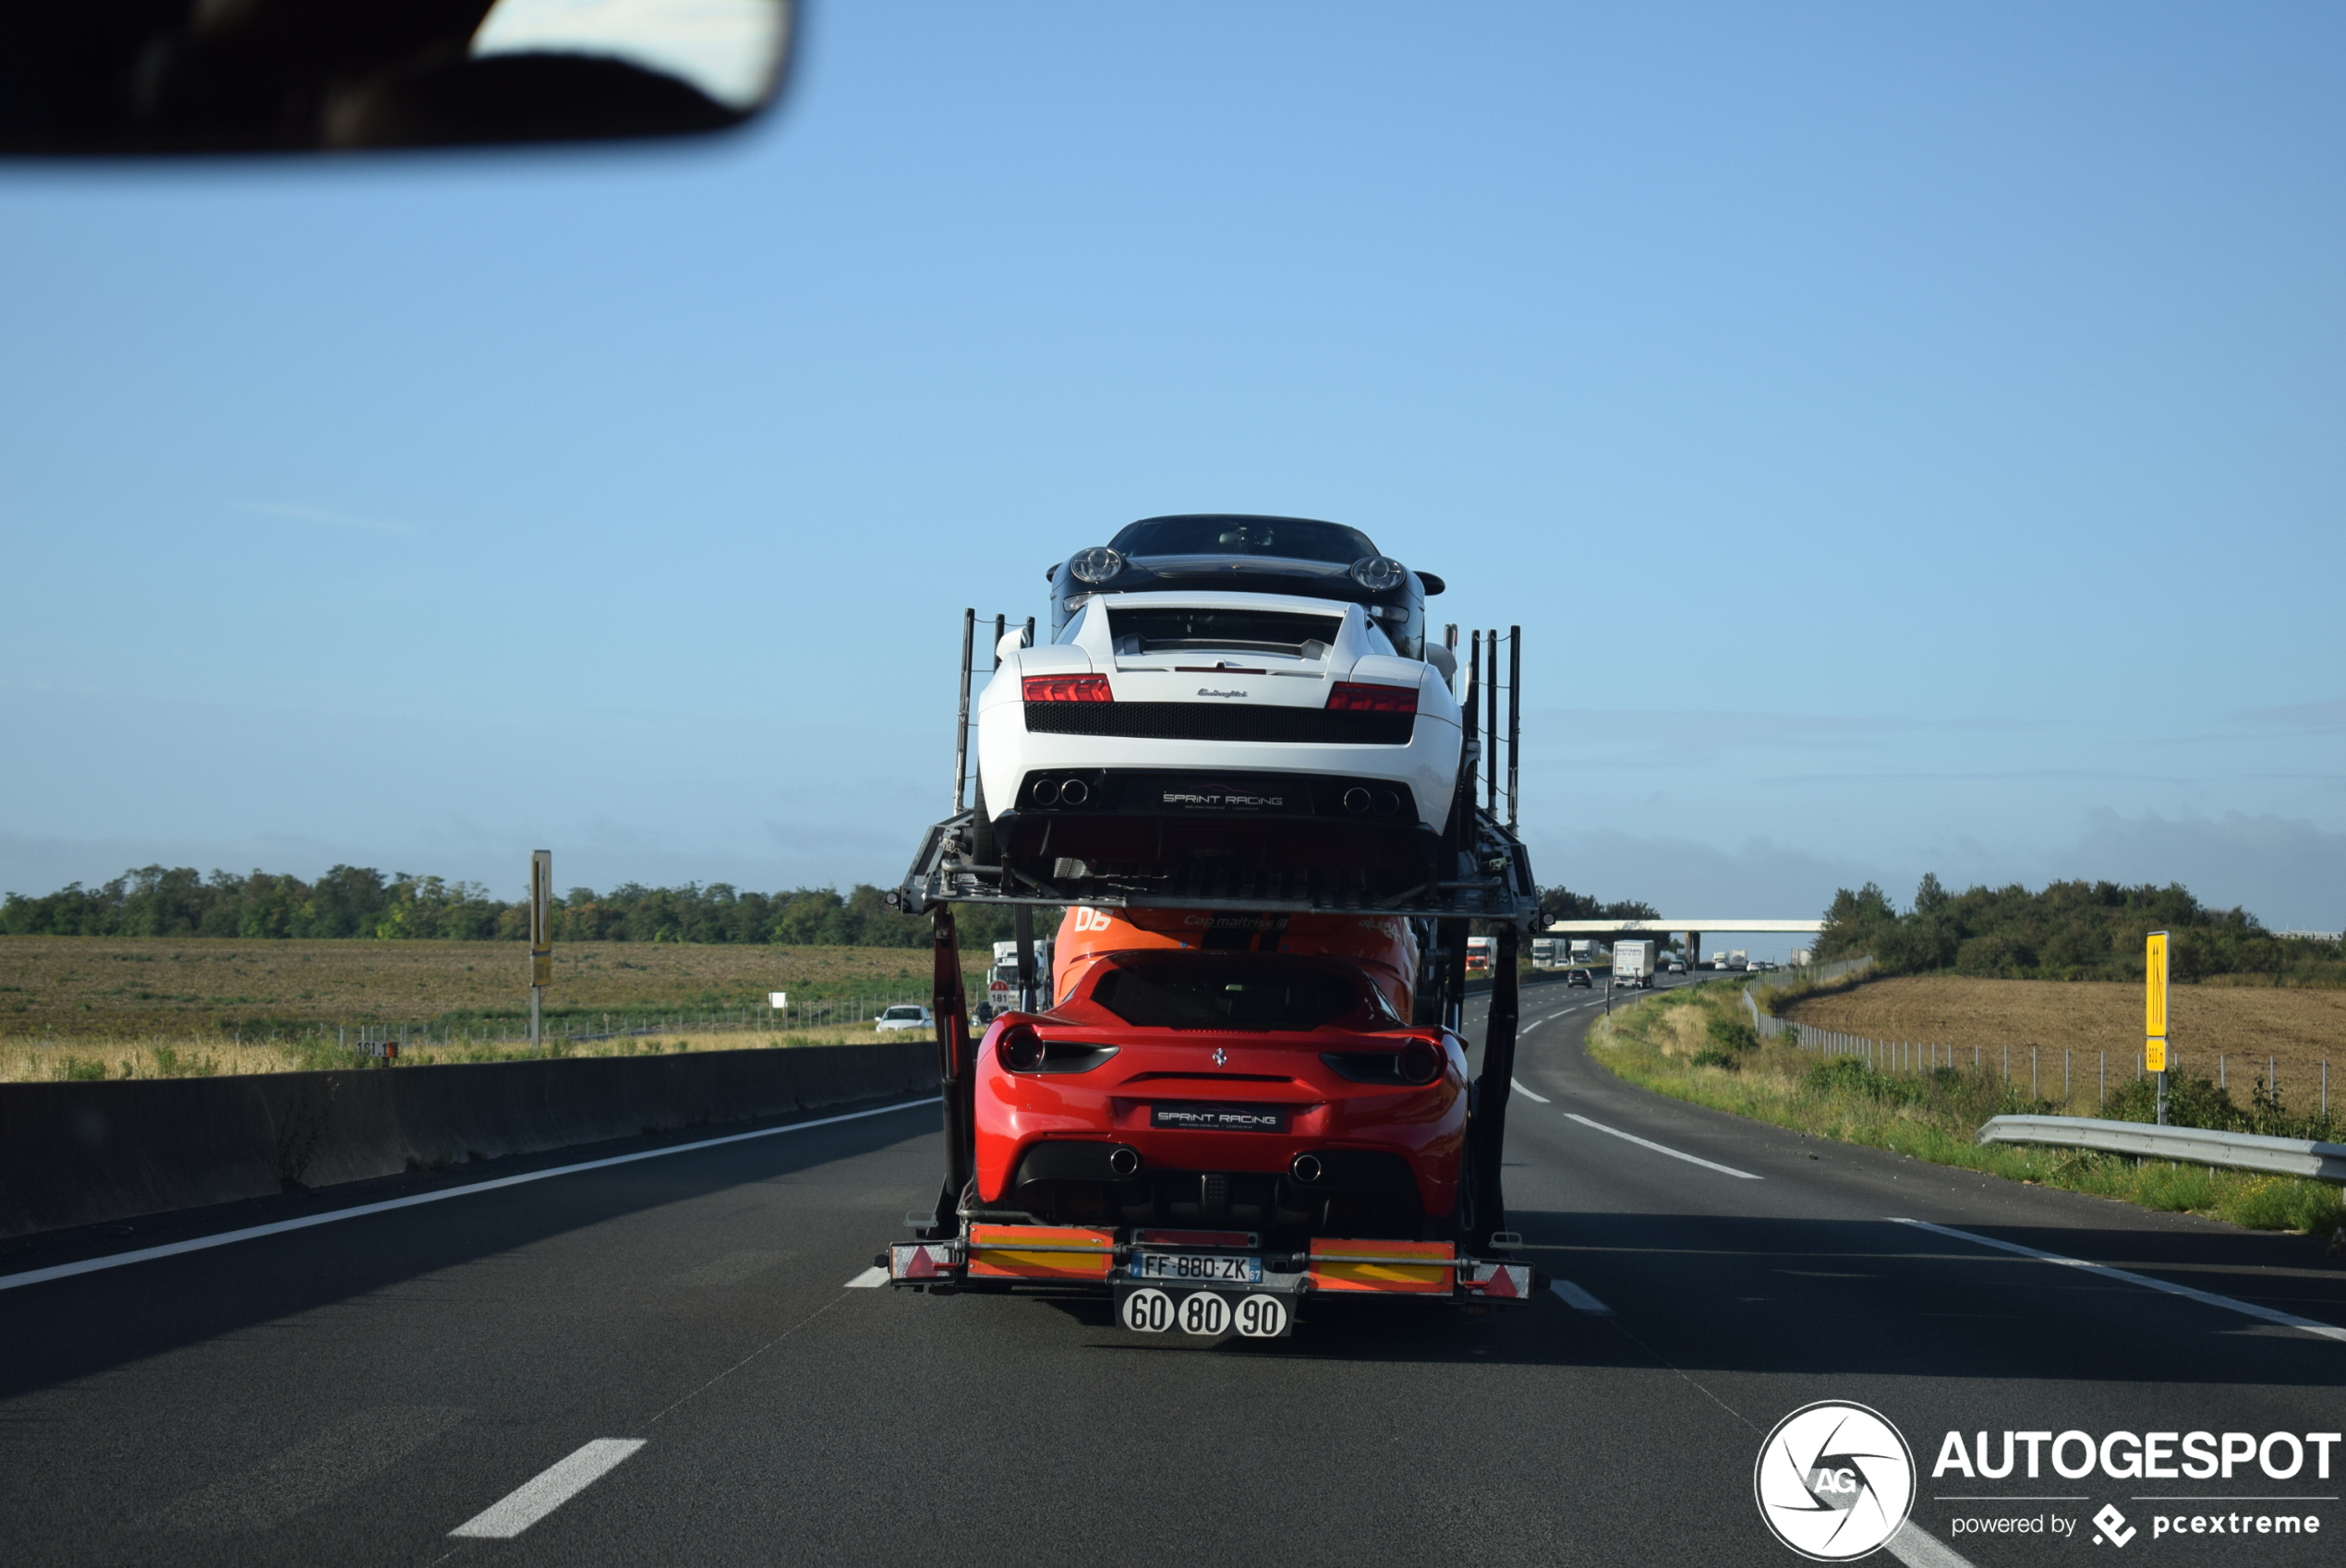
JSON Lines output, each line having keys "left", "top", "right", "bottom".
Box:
{"left": 1089, "top": 958, "right": 1377, "bottom": 1031}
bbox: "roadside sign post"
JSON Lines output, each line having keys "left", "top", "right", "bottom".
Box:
{"left": 2146, "top": 930, "right": 2169, "bottom": 1126}
{"left": 529, "top": 850, "right": 553, "bottom": 1051}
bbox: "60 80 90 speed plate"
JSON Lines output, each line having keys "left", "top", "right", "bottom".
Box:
{"left": 1117, "top": 1286, "right": 1290, "bottom": 1338}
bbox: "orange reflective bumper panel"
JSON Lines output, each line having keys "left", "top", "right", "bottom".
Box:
{"left": 965, "top": 1224, "right": 1119, "bottom": 1281}
{"left": 1307, "top": 1238, "right": 1454, "bottom": 1294}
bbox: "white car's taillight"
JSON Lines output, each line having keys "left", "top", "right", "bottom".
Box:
{"left": 1023, "top": 674, "right": 1113, "bottom": 703}
{"left": 1324, "top": 681, "right": 1417, "bottom": 714}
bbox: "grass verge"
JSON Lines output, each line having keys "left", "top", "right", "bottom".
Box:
{"left": 1588, "top": 982, "right": 2344, "bottom": 1236}
{"left": 0, "top": 1021, "right": 922, "bottom": 1083}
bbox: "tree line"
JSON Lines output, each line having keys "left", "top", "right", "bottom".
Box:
{"left": 1814, "top": 874, "right": 2341, "bottom": 983}
{"left": 0, "top": 864, "right": 1034, "bottom": 948}
{"left": 5, "top": 864, "right": 1659, "bottom": 952}
{"left": 1537, "top": 886, "right": 1659, "bottom": 924}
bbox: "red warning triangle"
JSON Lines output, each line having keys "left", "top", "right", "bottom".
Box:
{"left": 1483, "top": 1263, "right": 1518, "bottom": 1299}
{"left": 902, "top": 1246, "right": 938, "bottom": 1280}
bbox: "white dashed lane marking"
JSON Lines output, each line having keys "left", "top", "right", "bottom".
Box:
{"left": 1549, "top": 1279, "right": 1613, "bottom": 1314}
{"left": 844, "top": 1266, "right": 889, "bottom": 1288}
{"left": 449, "top": 1439, "right": 647, "bottom": 1539}
{"left": 1563, "top": 1113, "right": 1762, "bottom": 1180}
{"left": 1893, "top": 1217, "right": 2346, "bottom": 1344}
{"left": 1509, "top": 1079, "right": 1551, "bottom": 1104}
{"left": 1887, "top": 1519, "right": 1982, "bottom": 1568}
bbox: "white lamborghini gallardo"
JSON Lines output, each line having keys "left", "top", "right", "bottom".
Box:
{"left": 972, "top": 590, "right": 1466, "bottom": 898}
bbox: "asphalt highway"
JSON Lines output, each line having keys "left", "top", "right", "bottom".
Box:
{"left": 3, "top": 974, "right": 2341, "bottom": 1566}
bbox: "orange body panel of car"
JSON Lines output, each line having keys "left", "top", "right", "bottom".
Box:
{"left": 1052, "top": 907, "right": 1419, "bottom": 1018}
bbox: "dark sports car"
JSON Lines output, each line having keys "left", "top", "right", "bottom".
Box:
{"left": 1047, "top": 513, "right": 1445, "bottom": 661}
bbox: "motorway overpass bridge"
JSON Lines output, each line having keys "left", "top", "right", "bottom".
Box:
{"left": 1543, "top": 917, "right": 1826, "bottom": 962}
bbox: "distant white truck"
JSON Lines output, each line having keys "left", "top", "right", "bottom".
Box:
{"left": 1612, "top": 939, "right": 1653, "bottom": 989}
{"left": 987, "top": 936, "right": 1055, "bottom": 1014}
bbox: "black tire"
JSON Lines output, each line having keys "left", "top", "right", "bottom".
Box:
{"left": 971, "top": 778, "right": 997, "bottom": 866}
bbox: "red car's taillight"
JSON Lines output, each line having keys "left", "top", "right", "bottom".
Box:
{"left": 1397, "top": 1039, "right": 1442, "bottom": 1084}
{"left": 998, "top": 1024, "right": 1046, "bottom": 1072}
{"left": 1325, "top": 681, "right": 1418, "bottom": 714}
{"left": 1022, "top": 674, "right": 1113, "bottom": 703}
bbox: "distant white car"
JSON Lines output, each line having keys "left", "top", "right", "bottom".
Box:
{"left": 874, "top": 1005, "right": 933, "bottom": 1032}
{"left": 973, "top": 590, "right": 1466, "bottom": 899}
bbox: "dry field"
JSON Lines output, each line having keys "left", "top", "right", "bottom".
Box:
{"left": 0, "top": 1019, "right": 911, "bottom": 1084}
{"left": 1784, "top": 975, "right": 2346, "bottom": 1105}
{"left": 0, "top": 936, "right": 986, "bottom": 1039}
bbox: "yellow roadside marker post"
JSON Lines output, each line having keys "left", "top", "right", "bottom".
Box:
{"left": 2146, "top": 931, "right": 2170, "bottom": 1125}
{"left": 530, "top": 850, "right": 553, "bottom": 1051}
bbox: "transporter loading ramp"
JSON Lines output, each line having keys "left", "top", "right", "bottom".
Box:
{"left": 889, "top": 800, "right": 1535, "bottom": 922}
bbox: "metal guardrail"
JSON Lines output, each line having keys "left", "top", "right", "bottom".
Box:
{"left": 1977, "top": 1115, "right": 2346, "bottom": 1184}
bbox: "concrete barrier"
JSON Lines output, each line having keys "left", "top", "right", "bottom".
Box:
{"left": 0, "top": 1042, "right": 939, "bottom": 1240}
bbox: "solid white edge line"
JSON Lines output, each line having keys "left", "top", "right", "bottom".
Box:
{"left": 1509, "top": 1079, "right": 1552, "bottom": 1104}
{"left": 844, "top": 1265, "right": 889, "bottom": 1288}
{"left": 1549, "top": 1278, "right": 1613, "bottom": 1314}
{"left": 0, "top": 1096, "right": 944, "bottom": 1295}
{"left": 1563, "top": 1112, "right": 1763, "bottom": 1179}
{"left": 1891, "top": 1217, "right": 2346, "bottom": 1345}
{"left": 449, "top": 1437, "right": 646, "bottom": 1538}
{"left": 1886, "top": 1518, "right": 1979, "bottom": 1568}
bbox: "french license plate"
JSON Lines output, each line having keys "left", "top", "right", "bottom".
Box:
{"left": 1130, "top": 1251, "right": 1264, "bottom": 1285}
{"left": 1150, "top": 1103, "right": 1288, "bottom": 1132}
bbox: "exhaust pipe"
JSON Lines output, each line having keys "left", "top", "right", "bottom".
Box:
{"left": 1106, "top": 1145, "right": 1143, "bottom": 1177}
{"left": 1289, "top": 1152, "right": 1324, "bottom": 1184}
{"left": 1031, "top": 778, "right": 1061, "bottom": 805}
{"left": 1340, "top": 787, "right": 1371, "bottom": 814}
{"left": 1058, "top": 778, "right": 1091, "bottom": 806}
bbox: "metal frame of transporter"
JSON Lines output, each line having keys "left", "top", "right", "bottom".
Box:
{"left": 876, "top": 612, "right": 1546, "bottom": 1337}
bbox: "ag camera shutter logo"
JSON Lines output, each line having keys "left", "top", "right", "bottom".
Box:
{"left": 1754, "top": 1401, "right": 1917, "bottom": 1561}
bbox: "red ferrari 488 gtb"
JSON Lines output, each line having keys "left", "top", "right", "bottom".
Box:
{"left": 972, "top": 947, "right": 1467, "bottom": 1242}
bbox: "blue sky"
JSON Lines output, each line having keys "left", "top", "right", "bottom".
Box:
{"left": 3, "top": 2, "right": 2341, "bottom": 950}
